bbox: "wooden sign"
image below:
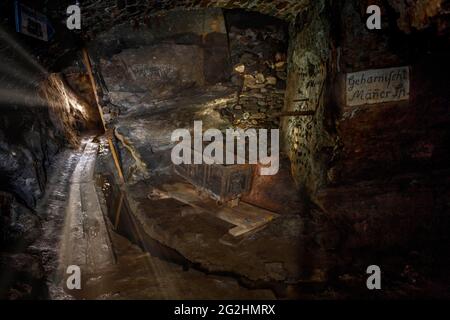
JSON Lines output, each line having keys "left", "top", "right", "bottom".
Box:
{"left": 346, "top": 66, "right": 409, "bottom": 106}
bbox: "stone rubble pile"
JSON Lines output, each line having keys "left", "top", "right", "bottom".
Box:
{"left": 219, "top": 25, "right": 288, "bottom": 130}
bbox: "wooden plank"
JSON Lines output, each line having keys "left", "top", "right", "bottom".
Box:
{"left": 229, "top": 224, "right": 266, "bottom": 237}
{"left": 81, "top": 48, "right": 106, "bottom": 130}
{"left": 60, "top": 141, "right": 116, "bottom": 276}
{"left": 161, "top": 182, "right": 278, "bottom": 237}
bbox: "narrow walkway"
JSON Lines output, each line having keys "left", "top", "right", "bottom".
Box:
{"left": 59, "top": 140, "right": 115, "bottom": 275}
{"left": 30, "top": 141, "right": 85, "bottom": 299}
{"left": 31, "top": 137, "right": 115, "bottom": 299}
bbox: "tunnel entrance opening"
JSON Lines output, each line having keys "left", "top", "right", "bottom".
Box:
{"left": 59, "top": 71, "right": 105, "bottom": 135}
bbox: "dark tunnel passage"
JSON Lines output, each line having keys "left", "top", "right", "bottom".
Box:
{"left": 0, "top": 0, "right": 450, "bottom": 301}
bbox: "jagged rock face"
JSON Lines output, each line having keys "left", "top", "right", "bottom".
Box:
{"left": 0, "top": 193, "right": 45, "bottom": 299}
{"left": 64, "top": 73, "right": 104, "bottom": 131}
{"left": 387, "top": 0, "right": 448, "bottom": 33}
{"left": 0, "top": 109, "right": 61, "bottom": 208}
{"left": 113, "top": 86, "right": 234, "bottom": 179}
{"left": 0, "top": 192, "right": 41, "bottom": 251}
{"left": 0, "top": 75, "right": 87, "bottom": 209}
{"left": 90, "top": 9, "right": 230, "bottom": 115}
{"left": 0, "top": 252, "right": 47, "bottom": 299}
{"left": 102, "top": 44, "right": 206, "bottom": 100}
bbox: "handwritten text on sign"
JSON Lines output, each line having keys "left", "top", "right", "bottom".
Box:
{"left": 346, "top": 67, "right": 409, "bottom": 106}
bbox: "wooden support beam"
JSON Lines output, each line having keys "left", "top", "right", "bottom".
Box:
{"left": 107, "top": 135, "right": 125, "bottom": 184}
{"left": 81, "top": 48, "right": 106, "bottom": 131}
{"left": 271, "top": 110, "right": 316, "bottom": 117}
{"left": 81, "top": 48, "right": 125, "bottom": 185}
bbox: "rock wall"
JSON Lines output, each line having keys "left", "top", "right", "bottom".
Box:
{"left": 0, "top": 74, "right": 84, "bottom": 231}
{"left": 219, "top": 10, "right": 288, "bottom": 130}
{"left": 0, "top": 31, "right": 90, "bottom": 298}
{"left": 0, "top": 24, "right": 89, "bottom": 208}
{"left": 387, "top": 0, "right": 447, "bottom": 33}
{"left": 64, "top": 72, "right": 104, "bottom": 131}
{"left": 89, "top": 8, "right": 230, "bottom": 116}
{"left": 0, "top": 85, "right": 82, "bottom": 210}
{"left": 283, "top": 0, "right": 450, "bottom": 254}
{"left": 102, "top": 44, "right": 206, "bottom": 100}
{"left": 281, "top": 0, "right": 335, "bottom": 194}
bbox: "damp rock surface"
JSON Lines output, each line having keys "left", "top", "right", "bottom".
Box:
{"left": 120, "top": 177, "right": 331, "bottom": 285}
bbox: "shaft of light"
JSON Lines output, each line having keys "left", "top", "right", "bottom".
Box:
{"left": 0, "top": 87, "right": 47, "bottom": 107}
{"left": 0, "top": 58, "right": 43, "bottom": 86}
{"left": 0, "top": 27, "right": 48, "bottom": 76}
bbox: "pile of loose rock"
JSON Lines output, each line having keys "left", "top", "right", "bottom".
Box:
{"left": 220, "top": 25, "right": 288, "bottom": 129}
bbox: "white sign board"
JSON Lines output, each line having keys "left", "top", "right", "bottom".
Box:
{"left": 346, "top": 66, "right": 409, "bottom": 106}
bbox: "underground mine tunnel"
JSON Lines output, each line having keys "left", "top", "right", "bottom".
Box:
{"left": 0, "top": 0, "right": 449, "bottom": 301}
